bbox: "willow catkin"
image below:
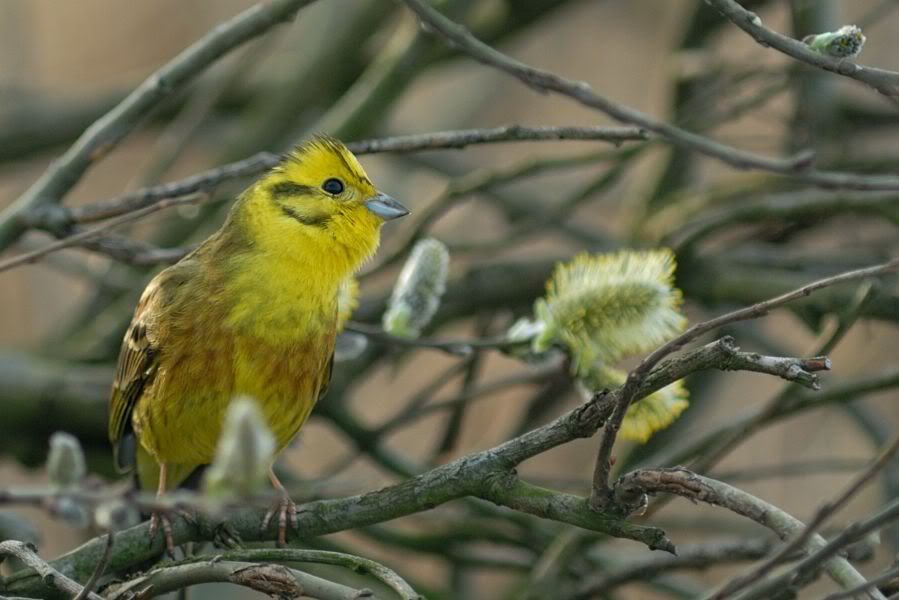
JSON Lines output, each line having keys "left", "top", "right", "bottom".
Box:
{"left": 204, "top": 396, "right": 275, "bottom": 498}
{"left": 383, "top": 238, "right": 449, "bottom": 338}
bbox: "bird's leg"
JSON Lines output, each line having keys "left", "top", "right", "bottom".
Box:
{"left": 261, "top": 467, "right": 298, "bottom": 546}
{"left": 147, "top": 463, "right": 178, "bottom": 557}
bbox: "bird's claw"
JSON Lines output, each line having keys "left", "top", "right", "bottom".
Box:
{"left": 261, "top": 494, "right": 299, "bottom": 547}
{"left": 213, "top": 520, "right": 243, "bottom": 549}
{"left": 148, "top": 508, "right": 194, "bottom": 557}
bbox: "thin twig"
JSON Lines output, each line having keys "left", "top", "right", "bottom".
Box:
{"left": 72, "top": 530, "right": 114, "bottom": 600}
{"left": 705, "top": 0, "right": 899, "bottom": 97}
{"left": 0, "top": 193, "right": 204, "bottom": 274}
{"left": 570, "top": 538, "right": 780, "bottom": 600}
{"left": 348, "top": 124, "right": 647, "bottom": 153}
{"left": 613, "top": 468, "right": 882, "bottom": 599}
{"left": 715, "top": 433, "right": 899, "bottom": 599}
{"left": 0, "top": 540, "right": 103, "bottom": 600}
{"left": 347, "top": 321, "right": 520, "bottom": 356}
{"left": 24, "top": 125, "right": 645, "bottom": 229}
{"left": 821, "top": 564, "right": 899, "bottom": 600}
{"left": 105, "top": 560, "right": 359, "bottom": 600}
{"left": 0, "top": 0, "right": 319, "bottom": 250}
{"left": 736, "top": 499, "right": 899, "bottom": 600}
{"left": 176, "top": 548, "right": 422, "bottom": 600}
{"left": 398, "top": 0, "right": 899, "bottom": 191}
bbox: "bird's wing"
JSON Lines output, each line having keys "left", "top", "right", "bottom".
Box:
{"left": 317, "top": 352, "right": 335, "bottom": 403}
{"left": 108, "top": 281, "right": 164, "bottom": 473}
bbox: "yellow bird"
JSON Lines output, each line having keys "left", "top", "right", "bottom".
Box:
{"left": 107, "top": 136, "right": 408, "bottom": 549}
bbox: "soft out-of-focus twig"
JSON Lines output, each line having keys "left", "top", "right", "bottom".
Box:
{"left": 177, "top": 548, "right": 422, "bottom": 600}
{"left": 570, "top": 538, "right": 780, "bottom": 600}
{"left": 666, "top": 189, "right": 899, "bottom": 251}
{"left": 71, "top": 530, "right": 113, "bottom": 600}
{"left": 821, "top": 564, "right": 899, "bottom": 600}
{"left": 398, "top": 0, "right": 899, "bottom": 190}
{"left": 105, "top": 561, "right": 357, "bottom": 600}
{"left": 0, "top": 0, "right": 320, "bottom": 251}
{"left": 736, "top": 498, "right": 899, "bottom": 600}
{"left": 0, "top": 193, "right": 205, "bottom": 274}
{"left": 716, "top": 433, "right": 899, "bottom": 599}
{"left": 613, "top": 468, "right": 882, "bottom": 599}
{"left": 0, "top": 540, "right": 103, "bottom": 600}
{"left": 349, "top": 124, "right": 647, "bottom": 152}
{"left": 347, "top": 321, "right": 518, "bottom": 356}
{"left": 705, "top": 0, "right": 899, "bottom": 97}
{"left": 22, "top": 125, "right": 645, "bottom": 230}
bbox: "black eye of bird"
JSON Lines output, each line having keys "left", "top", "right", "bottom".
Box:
{"left": 322, "top": 178, "right": 345, "bottom": 195}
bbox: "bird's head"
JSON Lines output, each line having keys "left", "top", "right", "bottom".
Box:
{"left": 239, "top": 135, "right": 408, "bottom": 275}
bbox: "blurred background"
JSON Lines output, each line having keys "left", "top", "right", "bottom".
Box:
{"left": 1, "top": 0, "right": 898, "bottom": 598}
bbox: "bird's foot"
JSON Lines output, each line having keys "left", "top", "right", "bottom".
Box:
{"left": 213, "top": 520, "right": 243, "bottom": 549}
{"left": 148, "top": 508, "right": 194, "bottom": 557}
{"left": 261, "top": 493, "right": 299, "bottom": 547}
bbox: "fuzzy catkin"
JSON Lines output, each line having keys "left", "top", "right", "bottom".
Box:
{"left": 204, "top": 396, "right": 275, "bottom": 498}
{"left": 383, "top": 238, "right": 449, "bottom": 338}
{"left": 47, "top": 432, "right": 86, "bottom": 489}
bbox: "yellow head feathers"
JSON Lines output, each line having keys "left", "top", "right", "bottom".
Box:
{"left": 234, "top": 135, "right": 408, "bottom": 278}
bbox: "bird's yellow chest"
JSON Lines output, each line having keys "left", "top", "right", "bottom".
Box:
{"left": 134, "top": 262, "right": 338, "bottom": 466}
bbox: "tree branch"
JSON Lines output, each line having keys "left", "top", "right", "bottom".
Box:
{"left": 105, "top": 561, "right": 356, "bottom": 600}
{"left": 0, "top": 337, "right": 848, "bottom": 598}
{"left": 0, "top": 0, "right": 319, "bottom": 251}
{"left": 398, "top": 0, "right": 899, "bottom": 191}
{"left": 715, "top": 433, "right": 899, "bottom": 599}
{"left": 0, "top": 194, "right": 204, "bottom": 274}
{"left": 613, "top": 468, "right": 882, "bottom": 599}
{"left": 735, "top": 498, "right": 899, "bottom": 600}
{"left": 705, "top": 0, "right": 899, "bottom": 97}
{"left": 0, "top": 541, "right": 102, "bottom": 600}
{"left": 22, "top": 125, "right": 646, "bottom": 232}
{"left": 173, "top": 549, "right": 421, "bottom": 600}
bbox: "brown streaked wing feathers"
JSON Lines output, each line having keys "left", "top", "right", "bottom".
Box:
{"left": 108, "top": 287, "right": 161, "bottom": 473}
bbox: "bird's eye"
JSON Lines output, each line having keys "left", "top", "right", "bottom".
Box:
{"left": 322, "top": 178, "right": 345, "bottom": 195}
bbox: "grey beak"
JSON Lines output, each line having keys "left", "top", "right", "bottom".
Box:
{"left": 365, "top": 193, "right": 409, "bottom": 221}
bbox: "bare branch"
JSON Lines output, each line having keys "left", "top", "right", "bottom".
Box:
{"left": 105, "top": 561, "right": 356, "bottom": 600}
{"left": 0, "top": 540, "right": 102, "bottom": 600}
{"left": 822, "top": 564, "right": 899, "bottom": 600}
{"left": 736, "top": 498, "right": 899, "bottom": 600}
{"left": 717, "top": 433, "right": 899, "bottom": 599}
{"left": 0, "top": 0, "right": 319, "bottom": 251}
{"left": 347, "top": 124, "right": 647, "bottom": 153}
{"left": 22, "top": 125, "right": 646, "bottom": 231}
{"left": 175, "top": 549, "right": 422, "bottom": 600}
{"left": 571, "top": 538, "right": 779, "bottom": 599}
{"left": 71, "top": 531, "right": 113, "bottom": 600}
{"left": 398, "top": 0, "right": 899, "bottom": 191}
{"left": 613, "top": 468, "right": 882, "bottom": 599}
{"left": 705, "top": 0, "right": 899, "bottom": 97}
{"left": 0, "top": 193, "right": 204, "bottom": 274}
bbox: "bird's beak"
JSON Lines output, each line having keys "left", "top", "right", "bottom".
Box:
{"left": 365, "top": 192, "right": 409, "bottom": 221}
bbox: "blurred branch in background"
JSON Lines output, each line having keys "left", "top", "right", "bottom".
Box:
{"left": 1, "top": 0, "right": 899, "bottom": 599}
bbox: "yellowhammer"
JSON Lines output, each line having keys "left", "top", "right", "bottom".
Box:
{"left": 107, "top": 136, "right": 408, "bottom": 550}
